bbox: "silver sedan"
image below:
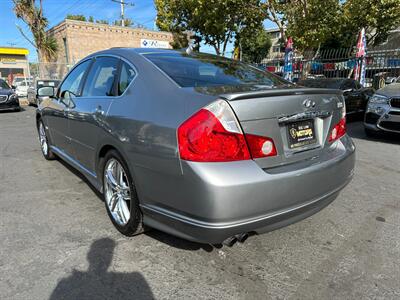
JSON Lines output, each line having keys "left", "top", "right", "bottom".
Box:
{"left": 36, "top": 48, "right": 355, "bottom": 245}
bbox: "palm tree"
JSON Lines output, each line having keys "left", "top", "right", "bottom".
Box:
{"left": 13, "top": 0, "right": 58, "bottom": 63}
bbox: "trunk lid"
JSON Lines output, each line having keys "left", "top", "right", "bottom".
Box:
{"left": 220, "top": 88, "right": 345, "bottom": 169}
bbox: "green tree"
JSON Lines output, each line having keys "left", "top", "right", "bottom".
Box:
{"left": 263, "top": 0, "right": 400, "bottom": 51}
{"left": 96, "top": 19, "right": 109, "bottom": 25}
{"left": 155, "top": 0, "right": 266, "bottom": 56}
{"left": 66, "top": 14, "right": 86, "bottom": 21}
{"left": 283, "top": 0, "right": 340, "bottom": 51}
{"left": 237, "top": 28, "right": 272, "bottom": 62}
{"left": 339, "top": 0, "right": 400, "bottom": 47}
{"left": 88, "top": 16, "right": 94, "bottom": 23}
{"left": 13, "top": 0, "right": 58, "bottom": 63}
{"left": 113, "top": 18, "right": 134, "bottom": 27}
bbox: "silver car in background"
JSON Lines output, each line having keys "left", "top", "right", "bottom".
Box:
{"left": 36, "top": 48, "right": 355, "bottom": 245}
{"left": 365, "top": 79, "right": 400, "bottom": 136}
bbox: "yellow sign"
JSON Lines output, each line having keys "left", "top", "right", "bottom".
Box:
{"left": 0, "top": 58, "right": 17, "bottom": 63}
{"left": 0, "top": 47, "right": 29, "bottom": 55}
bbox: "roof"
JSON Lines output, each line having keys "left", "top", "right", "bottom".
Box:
{"left": 0, "top": 47, "right": 29, "bottom": 55}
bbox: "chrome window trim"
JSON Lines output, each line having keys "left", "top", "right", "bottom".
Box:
{"left": 79, "top": 54, "right": 138, "bottom": 99}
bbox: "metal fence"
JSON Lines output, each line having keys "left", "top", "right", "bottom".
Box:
{"left": 29, "top": 62, "right": 74, "bottom": 81}
{"left": 254, "top": 48, "right": 400, "bottom": 89}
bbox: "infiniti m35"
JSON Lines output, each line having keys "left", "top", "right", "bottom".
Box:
{"left": 36, "top": 48, "right": 355, "bottom": 244}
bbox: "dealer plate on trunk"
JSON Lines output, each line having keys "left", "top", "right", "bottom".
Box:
{"left": 287, "top": 120, "right": 316, "bottom": 149}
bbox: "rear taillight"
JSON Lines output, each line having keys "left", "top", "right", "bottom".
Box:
{"left": 178, "top": 100, "right": 277, "bottom": 162}
{"left": 329, "top": 117, "right": 346, "bottom": 142}
{"left": 245, "top": 134, "right": 277, "bottom": 158}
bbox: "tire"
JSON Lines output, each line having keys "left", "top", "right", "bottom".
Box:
{"left": 37, "top": 120, "right": 56, "bottom": 160}
{"left": 102, "top": 150, "right": 144, "bottom": 236}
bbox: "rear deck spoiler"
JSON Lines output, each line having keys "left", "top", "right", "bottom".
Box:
{"left": 221, "top": 88, "right": 343, "bottom": 101}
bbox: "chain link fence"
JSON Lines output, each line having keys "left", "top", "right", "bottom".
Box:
{"left": 29, "top": 62, "right": 74, "bottom": 81}
{"left": 253, "top": 48, "right": 400, "bottom": 89}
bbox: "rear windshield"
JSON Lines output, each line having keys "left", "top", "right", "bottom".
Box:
{"left": 144, "top": 52, "right": 290, "bottom": 88}
{"left": 299, "top": 79, "right": 343, "bottom": 89}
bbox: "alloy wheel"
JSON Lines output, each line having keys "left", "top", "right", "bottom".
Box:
{"left": 104, "top": 158, "right": 131, "bottom": 226}
{"left": 39, "top": 122, "right": 49, "bottom": 156}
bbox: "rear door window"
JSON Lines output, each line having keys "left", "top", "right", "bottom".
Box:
{"left": 118, "top": 61, "right": 136, "bottom": 95}
{"left": 82, "top": 57, "right": 119, "bottom": 97}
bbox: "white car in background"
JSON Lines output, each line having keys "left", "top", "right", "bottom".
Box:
{"left": 15, "top": 80, "right": 32, "bottom": 97}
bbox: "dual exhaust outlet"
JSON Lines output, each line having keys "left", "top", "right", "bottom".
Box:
{"left": 222, "top": 232, "right": 249, "bottom": 247}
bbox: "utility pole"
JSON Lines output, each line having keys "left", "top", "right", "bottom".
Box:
{"left": 111, "top": 0, "right": 134, "bottom": 27}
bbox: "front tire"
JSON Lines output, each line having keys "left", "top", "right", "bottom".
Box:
{"left": 37, "top": 120, "right": 56, "bottom": 160}
{"left": 102, "top": 150, "right": 144, "bottom": 236}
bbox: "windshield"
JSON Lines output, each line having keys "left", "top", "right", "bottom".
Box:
{"left": 144, "top": 52, "right": 291, "bottom": 88}
{"left": 0, "top": 80, "right": 10, "bottom": 89}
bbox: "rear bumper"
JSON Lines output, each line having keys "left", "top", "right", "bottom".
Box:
{"left": 141, "top": 135, "right": 356, "bottom": 244}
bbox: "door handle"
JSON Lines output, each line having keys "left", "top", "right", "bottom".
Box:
{"left": 95, "top": 106, "right": 105, "bottom": 116}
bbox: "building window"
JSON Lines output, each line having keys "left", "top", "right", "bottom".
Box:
{"left": 273, "top": 46, "right": 281, "bottom": 53}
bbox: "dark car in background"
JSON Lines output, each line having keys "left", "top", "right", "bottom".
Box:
{"left": 364, "top": 80, "right": 400, "bottom": 136}
{"left": 0, "top": 79, "right": 20, "bottom": 112}
{"left": 27, "top": 79, "right": 60, "bottom": 106}
{"left": 298, "top": 78, "right": 374, "bottom": 115}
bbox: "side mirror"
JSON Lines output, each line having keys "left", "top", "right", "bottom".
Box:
{"left": 37, "top": 86, "right": 55, "bottom": 98}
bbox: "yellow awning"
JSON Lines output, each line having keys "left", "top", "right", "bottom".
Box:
{"left": 0, "top": 47, "right": 29, "bottom": 55}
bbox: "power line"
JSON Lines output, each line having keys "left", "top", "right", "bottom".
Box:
{"left": 111, "top": 0, "right": 134, "bottom": 27}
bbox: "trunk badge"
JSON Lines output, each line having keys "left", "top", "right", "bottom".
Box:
{"left": 303, "top": 99, "right": 316, "bottom": 108}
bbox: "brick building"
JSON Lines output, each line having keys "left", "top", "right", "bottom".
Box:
{"left": 45, "top": 19, "right": 174, "bottom": 78}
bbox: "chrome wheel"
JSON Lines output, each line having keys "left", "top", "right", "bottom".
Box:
{"left": 104, "top": 158, "right": 131, "bottom": 226}
{"left": 39, "top": 122, "right": 49, "bottom": 156}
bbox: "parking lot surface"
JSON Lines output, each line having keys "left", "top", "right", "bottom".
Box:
{"left": 1, "top": 106, "right": 399, "bottom": 299}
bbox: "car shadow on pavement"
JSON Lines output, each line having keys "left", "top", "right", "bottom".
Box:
{"left": 0, "top": 107, "right": 24, "bottom": 113}
{"left": 145, "top": 229, "right": 219, "bottom": 252}
{"left": 57, "top": 158, "right": 104, "bottom": 200}
{"left": 347, "top": 121, "right": 400, "bottom": 145}
{"left": 50, "top": 238, "right": 154, "bottom": 300}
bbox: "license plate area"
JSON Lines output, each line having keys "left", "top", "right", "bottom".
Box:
{"left": 287, "top": 119, "right": 317, "bottom": 149}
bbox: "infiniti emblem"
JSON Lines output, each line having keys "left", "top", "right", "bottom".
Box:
{"left": 303, "top": 99, "right": 316, "bottom": 108}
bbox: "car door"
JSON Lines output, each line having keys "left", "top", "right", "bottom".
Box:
{"left": 45, "top": 59, "right": 92, "bottom": 155}
{"left": 68, "top": 56, "right": 120, "bottom": 172}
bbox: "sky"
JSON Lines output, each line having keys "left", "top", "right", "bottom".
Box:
{"left": 0, "top": 0, "right": 275, "bottom": 61}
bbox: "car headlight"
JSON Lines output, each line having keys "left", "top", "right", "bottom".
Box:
{"left": 8, "top": 94, "right": 18, "bottom": 101}
{"left": 368, "top": 94, "right": 389, "bottom": 105}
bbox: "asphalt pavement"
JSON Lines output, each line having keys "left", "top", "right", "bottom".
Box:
{"left": 0, "top": 106, "right": 399, "bottom": 299}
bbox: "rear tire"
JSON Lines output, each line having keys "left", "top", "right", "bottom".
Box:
{"left": 102, "top": 150, "right": 144, "bottom": 236}
{"left": 37, "top": 120, "right": 56, "bottom": 160}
